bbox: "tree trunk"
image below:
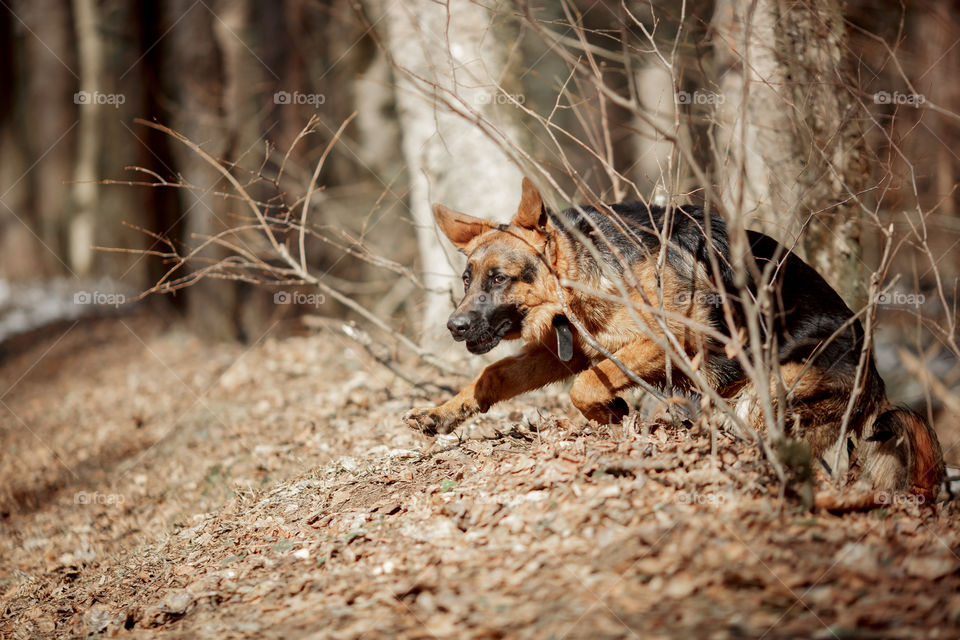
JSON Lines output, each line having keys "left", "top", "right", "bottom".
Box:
{"left": 711, "top": 0, "right": 867, "bottom": 308}
{"left": 69, "top": 0, "right": 101, "bottom": 277}
{"left": 19, "top": 0, "right": 75, "bottom": 276}
{"left": 376, "top": 0, "right": 527, "bottom": 348}
{"left": 164, "top": 0, "right": 238, "bottom": 339}
{"left": 631, "top": 61, "right": 693, "bottom": 206}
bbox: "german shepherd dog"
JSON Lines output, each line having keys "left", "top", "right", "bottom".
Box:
{"left": 405, "top": 178, "right": 945, "bottom": 498}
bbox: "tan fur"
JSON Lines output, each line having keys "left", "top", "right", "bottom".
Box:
{"left": 406, "top": 178, "right": 945, "bottom": 501}
{"left": 726, "top": 362, "right": 871, "bottom": 458}
{"left": 406, "top": 181, "right": 723, "bottom": 435}
{"left": 858, "top": 407, "right": 945, "bottom": 498}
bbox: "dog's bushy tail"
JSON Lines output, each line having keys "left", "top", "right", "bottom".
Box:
{"left": 859, "top": 405, "right": 945, "bottom": 499}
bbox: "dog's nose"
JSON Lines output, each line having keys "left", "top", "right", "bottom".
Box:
{"left": 447, "top": 313, "right": 471, "bottom": 340}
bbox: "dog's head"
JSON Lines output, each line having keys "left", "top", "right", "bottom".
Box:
{"left": 433, "top": 178, "right": 558, "bottom": 354}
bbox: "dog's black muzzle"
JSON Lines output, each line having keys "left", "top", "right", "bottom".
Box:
{"left": 447, "top": 312, "right": 473, "bottom": 341}
{"left": 447, "top": 299, "right": 523, "bottom": 354}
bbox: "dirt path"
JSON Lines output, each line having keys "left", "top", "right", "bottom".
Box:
{"left": 2, "top": 316, "right": 959, "bottom": 638}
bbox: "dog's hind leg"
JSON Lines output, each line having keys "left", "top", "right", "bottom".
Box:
{"left": 569, "top": 339, "right": 667, "bottom": 424}
{"left": 405, "top": 346, "right": 589, "bottom": 435}
{"left": 726, "top": 362, "right": 883, "bottom": 471}
{"left": 769, "top": 362, "right": 887, "bottom": 462}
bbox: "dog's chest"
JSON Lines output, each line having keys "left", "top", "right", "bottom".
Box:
{"left": 576, "top": 305, "right": 648, "bottom": 358}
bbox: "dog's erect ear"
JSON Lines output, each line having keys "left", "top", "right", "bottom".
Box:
{"left": 511, "top": 177, "right": 548, "bottom": 232}
{"left": 433, "top": 204, "right": 495, "bottom": 251}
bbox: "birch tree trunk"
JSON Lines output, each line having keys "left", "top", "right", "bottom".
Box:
{"left": 631, "top": 62, "right": 692, "bottom": 206}
{"left": 625, "top": 1, "right": 699, "bottom": 207}
{"left": 69, "top": 0, "right": 102, "bottom": 277}
{"left": 711, "top": 0, "right": 867, "bottom": 308}
{"left": 376, "top": 0, "right": 527, "bottom": 349}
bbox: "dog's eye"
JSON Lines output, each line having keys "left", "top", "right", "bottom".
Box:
{"left": 462, "top": 274, "right": 471, "bottom": 288}
{"left": 492, "top": 274, "right": 509, "bottom": 285}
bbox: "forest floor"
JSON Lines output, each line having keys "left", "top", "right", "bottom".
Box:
{"left": 2, "top": 312, "right": 960, "bottom": 639}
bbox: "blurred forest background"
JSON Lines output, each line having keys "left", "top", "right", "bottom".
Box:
{"left": 6, "top": 3, "right": 960, "bottom": 635}
{"left": 1, "top": 0, "right": 959, "bottom": 441}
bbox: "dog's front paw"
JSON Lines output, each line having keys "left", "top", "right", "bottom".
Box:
{"left": 404, "top": 406, "right": 460, "bottom": 436}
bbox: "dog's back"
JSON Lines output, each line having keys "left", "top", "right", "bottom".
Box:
{"left": 557, "top": 200, "right": 943, "bottom": 496}
{"left": 420, "top": 180, "right": 943, "bottom": 498}
{"left": 549, "top": 202, "right": 733, "bottom": 286}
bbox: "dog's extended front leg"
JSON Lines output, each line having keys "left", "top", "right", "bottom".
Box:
{"left": 405, "top": 346, "right": 589, "bottom": 435}
{"left": 570, "top": 339, "right": 666, "bottom": 424}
